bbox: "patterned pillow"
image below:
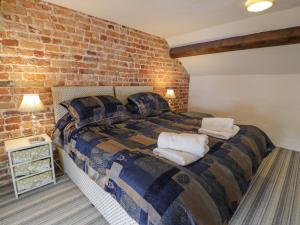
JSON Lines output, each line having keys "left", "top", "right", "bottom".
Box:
{"left": 125, "top": 103, "right": 140, "bottom": 114}
{"left": 52, "top": 113, "right": 75, "bottom": 146}
{"left": 127, "top": 92, "right": 170, "bottom": 117}
{"left": 60, "top": 95, "right": 129, "bottom": 128}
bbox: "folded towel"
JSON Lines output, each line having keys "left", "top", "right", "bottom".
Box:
{"left": 157, "top": 132, "right": 209, "bottom": 157}
{"left": 199, "top": 125, "right": 240, "bottom": 140}
{"left": 153, "top": 148, "right": 203, "bottom": 166}
{"left": 201, "top": 118, "right": 234, "bottom": 133}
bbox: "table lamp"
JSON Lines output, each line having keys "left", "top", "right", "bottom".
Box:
{"left": 19, "top": 94, "right": 45, "bottom": 142}
{"left": 165, "top": 88, "right": 176, "bottom": 105}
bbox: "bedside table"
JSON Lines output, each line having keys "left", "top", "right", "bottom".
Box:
{"left": 5, "top": 134, "right": 56, "bottom": 199}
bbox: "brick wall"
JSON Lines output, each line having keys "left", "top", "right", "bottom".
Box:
{"left": 0, "top": 0, "right": 189, "bottom": 186}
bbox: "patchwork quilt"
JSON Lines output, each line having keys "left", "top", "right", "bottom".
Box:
{"left": 53, "top": 112, "right": 274, "bottom": 225}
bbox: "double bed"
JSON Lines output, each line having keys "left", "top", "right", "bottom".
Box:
{"left": 52, "top": 86, "right": 274, "bottom": 225}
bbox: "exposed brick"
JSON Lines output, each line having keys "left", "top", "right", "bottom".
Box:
{"left": 0, "top": 96, "right": 12, "bottom": 102}
{"left": 45, "top": 44, "right": 60, "bottom": 52}
{"left": 19, "top": 40, "right": 43, "bottom": 50}
{"left": 107, "top": 24, "right": 114, "bottom": 29}
{"left": 21, "top": 80, "right": 44, "bottom": 87}
{"left": 20, "top": 0, "right": 35, "bottom": 8}
{"left": 0, "top": 88, "right": 10, "bottom": 95}
{"left": 0, "top": 81, "right": 12, "bottom": 87}
{"left": 33, "top": 50, "right": 44, "bottom": 57}
{"left": 3, "top": 111, "right": 19, "bottom": 116}
{"left": 41, "top": 36, "right": 51, "bottom": 43}
{"left": 23, "top": 74, "right": 45, "bottom": 80}
{"left": 101, "top": 35, "right": 107, "bottom": 41}
{"left": 2, "top": 2, "right": 27, "bottom": 16}
{"left": 73, "top": 55, "right": 82, "bottom": 61}
{"left": 2, "top": 39, "right": 18, "bottom": 46}
{"left": 5, "top": 116, "right": 21, "bottom": 124}
{"left": 0, "top": 73, "right": 9, "bottom": 80}
{"left": 0, "top": 0, "right": 189, "bottom": 187}
{"left": 25, "top": 58, "right": 50, "bottom": 66}
{"left": 0, "top": 57, "right": 24, "bottom": 64}
{"left": 5, "top": 124, "right": 20, "bottom": 131}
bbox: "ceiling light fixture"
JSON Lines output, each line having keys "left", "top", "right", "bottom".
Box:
{"left": 246, "top": 0, "right": 274, "bottom": 12}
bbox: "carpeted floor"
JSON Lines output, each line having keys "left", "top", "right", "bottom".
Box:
{"left": 0, "top": 176, "right": 109, "bottom": 225}
{"left": 1, "top": 148, "right": 299, "bottom": 225}
{"left": 230, "top": 147, "right": 300, "bottom": 225}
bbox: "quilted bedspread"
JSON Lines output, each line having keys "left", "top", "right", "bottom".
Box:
{"left": 54, "top": 112, "right": 274, "bottom": 225}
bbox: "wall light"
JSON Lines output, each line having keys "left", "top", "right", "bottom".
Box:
{"left": 246, "top": 0, "right": 274, "bottom": 12}
{"left": 165, "top": 88, "right": 176, "bottom": 99}
{"left": 165, "top": 88, "right": 176, "bottom": 106}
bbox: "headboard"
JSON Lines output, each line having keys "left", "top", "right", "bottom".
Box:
{"left": 51, "top": 86, "right": 154, "bottom": 122}
{"left": 114, "top": 86, "right": 153, "bottom": 104}
{"left": 51, "top": 86, "right": 114, "bottom": 122}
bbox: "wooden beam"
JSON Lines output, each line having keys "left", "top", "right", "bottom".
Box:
{"left": 170, "top": 26, "right": 300, "bottom": 58}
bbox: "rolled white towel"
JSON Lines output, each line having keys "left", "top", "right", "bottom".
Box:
{"left": 153, "top": 148, "right": 204, "bottom": 166}
{"left": 201, "top": 118, "right": 234, "bottom": 133}
{"left": 199, "top": 125, "right": 240, "bottom": 140}
{"left": 157, "top": 132, "right": 209, "bottom": 157}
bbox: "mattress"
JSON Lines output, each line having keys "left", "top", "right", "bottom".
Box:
{"left": 53, "top": 112, "right": 274, "bottom": 225}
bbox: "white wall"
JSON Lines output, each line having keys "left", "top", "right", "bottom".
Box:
{"left": 168, "top": 7, "right": 300, "bottom": 151}
{"left": 189, "top": 75, "right": 300, "bottom": 151}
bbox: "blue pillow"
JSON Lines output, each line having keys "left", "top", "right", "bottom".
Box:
{"left": 61, "top": 95, "right": 129, "bottom": 128}
{"left": 52, "top": 113, "right": 75, "bottom": 146}
{"left": 127, "top": 92, "right": 170, "bottom": 117}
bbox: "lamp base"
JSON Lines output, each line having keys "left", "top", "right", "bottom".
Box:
{"left": 31, "top": 112, "right": 38, "bottom": 136}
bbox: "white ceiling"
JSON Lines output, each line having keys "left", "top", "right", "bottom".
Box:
{"left": 170, "top": 6, "right": 300, "bottom": 76}
{"left": 47, "top": 0, "right": 300, "bottom": 38}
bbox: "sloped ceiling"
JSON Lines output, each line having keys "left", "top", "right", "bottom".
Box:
{"left": 47, "top": 0, "right": 300, "bottom": 38}
{"left": 167, "top": 7, "right": 300, "bottom": 76}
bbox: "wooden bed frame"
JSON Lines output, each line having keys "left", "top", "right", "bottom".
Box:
{"left": 51, "top": 86, "right": 153, "bottom": 225}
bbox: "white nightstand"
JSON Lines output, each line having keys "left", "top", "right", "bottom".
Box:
{"left": 5, "top": 134, "right": 56, "bottom": 199}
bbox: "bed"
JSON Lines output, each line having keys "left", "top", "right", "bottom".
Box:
{"left": 52, "top": 86, "right": 274, "bottom": 225}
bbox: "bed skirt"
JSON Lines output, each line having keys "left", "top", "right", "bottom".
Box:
{"left": 57, "top": 147, "right": 138, "bottom": 225}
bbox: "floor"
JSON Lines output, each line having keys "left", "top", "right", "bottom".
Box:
{"left": 230, "top": 148, "right": 300, "bottom": 225}
{"left": 0, "top": 176, "right": 109, "bottom": 225}
{"left": 0, "top": 148, "right": 299, "bottom": 225}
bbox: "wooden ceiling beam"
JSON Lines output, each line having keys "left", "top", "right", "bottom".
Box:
{"left": 170, "top": 26, "right": 300, "bottom": 58}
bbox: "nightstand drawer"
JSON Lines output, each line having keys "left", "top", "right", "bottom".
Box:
{"left": 16, "top": 171, "right": 53, "bottom": 192}
{"left": 11, "top": 145, "right": 50, "bottom": 165}
{"left": 5, "top": 134, "right": 56, "bottom": 199}
{"left": 14, "top": 158, "right": 51, "bottom": 177}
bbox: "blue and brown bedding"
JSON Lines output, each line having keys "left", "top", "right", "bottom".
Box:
{"left": 53, "top": 110, "right": 274, "bottom": 225}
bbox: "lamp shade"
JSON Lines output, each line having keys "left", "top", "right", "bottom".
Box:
{"left": 165, "top": 89, "right": 176, "bottom": 99}
{"left": 19, "top": 94, "right": 45, "bottom": 113}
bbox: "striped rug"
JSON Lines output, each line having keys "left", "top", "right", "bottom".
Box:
{"left": 0, "top": 176, "right": 109, "bottom": 225}
{"left": 230, "top": 147, "right": 300, "bottom": 225}
{"left": 1, "top": 148, "right": 299, "bottom": 225}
